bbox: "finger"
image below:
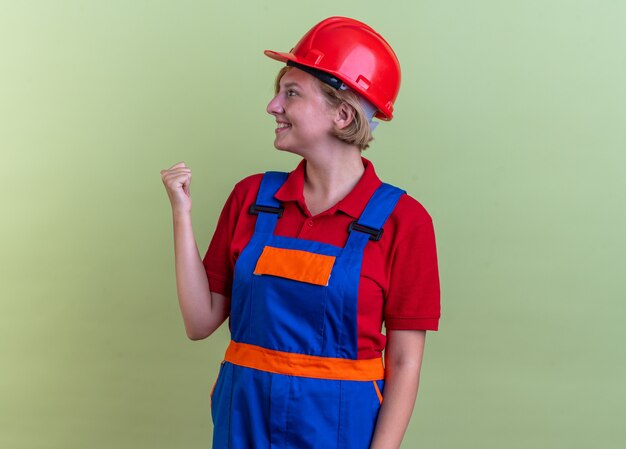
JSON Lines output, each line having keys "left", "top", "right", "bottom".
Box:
{"left": 163, "top": 172, "right": 192, "bottom": 188}
{"left": 169, "top": 161, "right": 187, "bottom": 170}
{"left": 161, "top": 170, "right": 191, "bottom": 182}
{"left": 162, "top": 167, "right": 191, "bottom": 176}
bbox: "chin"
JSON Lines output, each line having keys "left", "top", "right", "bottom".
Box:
{"left": 273, "top": 135, "right": 312, "bottom": 158}
{"left": 273, "top": 143, "right": 288, "bottom": 152}
{"left": 274, "top": 140, "right": 298, "bottom": 155}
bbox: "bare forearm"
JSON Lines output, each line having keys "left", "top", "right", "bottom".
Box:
{"left": 172, "top": 211, "right": 217, "bottom": 339}
{"left": 370, "top": 330, "right": 426, "bottom": 449}
{"left": 370, "top": 362, "right": 420, "bottom": 449}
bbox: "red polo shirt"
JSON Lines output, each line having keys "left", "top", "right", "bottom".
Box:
{"left": 203, "top": 157, "right": 440, "bottom": 359}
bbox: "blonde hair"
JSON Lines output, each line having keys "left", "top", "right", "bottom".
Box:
{"left": 274, "top": 66, "right": 374, "bottom": 151}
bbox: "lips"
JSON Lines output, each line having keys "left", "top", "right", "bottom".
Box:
{"left": 275, "top": 121, "right": 291, "bottom": 133}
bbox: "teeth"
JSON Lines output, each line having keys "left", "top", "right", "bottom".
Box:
{"left": 277, "top": 123, "right": 291, "bottom": 129}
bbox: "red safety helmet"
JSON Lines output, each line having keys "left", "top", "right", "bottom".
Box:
{"left": 264, "top": 16, "right": 401, "bottom": 121}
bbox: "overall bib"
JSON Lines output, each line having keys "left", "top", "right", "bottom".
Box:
{"left": 211, "top": 172, "right": 405, "bottom": 449}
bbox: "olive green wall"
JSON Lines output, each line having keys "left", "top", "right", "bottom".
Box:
{"left": 1, "top": 1, "right": 624, "bottom": 448}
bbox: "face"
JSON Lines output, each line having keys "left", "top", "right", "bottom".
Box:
{"left": 266, "top": 68, "right": 337, "bottom": 154}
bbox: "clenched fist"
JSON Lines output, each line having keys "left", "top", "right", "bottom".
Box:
{"left": 160, "top": 162, "right": 192, "bottom": 214}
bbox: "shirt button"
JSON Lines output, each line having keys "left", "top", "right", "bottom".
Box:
{"left": 308, "top": 220, "right": 314, "bottom": 227}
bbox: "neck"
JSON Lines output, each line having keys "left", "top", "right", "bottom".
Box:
{"left": 302, "top": 146, "right": 365, "bottom": 212}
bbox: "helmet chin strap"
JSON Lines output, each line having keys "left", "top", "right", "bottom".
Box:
{"left": 355, "top": 92, "right": 380, "bottom": 132}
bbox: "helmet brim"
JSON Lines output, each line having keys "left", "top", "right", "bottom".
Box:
{"left": 264, "top": 50, "right": 298, "bottom": 64}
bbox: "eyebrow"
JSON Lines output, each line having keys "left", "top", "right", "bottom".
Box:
{"left": 282, "top": 81, "right": 302, "bottom": 89}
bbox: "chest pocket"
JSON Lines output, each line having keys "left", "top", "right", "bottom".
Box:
{"left": 249, "top": 245, "right": 336, "bottom": 354}
{"left": 254, "top": 246, "right": 335, "bottom": 286}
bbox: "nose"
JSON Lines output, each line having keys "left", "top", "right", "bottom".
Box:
{"left": 266, "top": 93, "right": 285, "bottom": 116}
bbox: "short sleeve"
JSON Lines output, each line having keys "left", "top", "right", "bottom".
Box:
{"left": 384, "top": 219, "right": 441, "bottom": 330}
{"left": 202, "top": 187, "right": 241, "bottom": 297}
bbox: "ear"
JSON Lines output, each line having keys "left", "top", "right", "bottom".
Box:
{"left": 333, "top": 102, "right": 355, "bottom": 130}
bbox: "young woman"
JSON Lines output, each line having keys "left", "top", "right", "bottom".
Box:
{"left": 161, "top": 17, "right": 440, "bottom": 449}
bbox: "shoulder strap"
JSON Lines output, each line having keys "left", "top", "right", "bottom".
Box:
{"left": 249, "top": 171, "right": 289, "bottom": 234}
{"left": 348, "top": 183, "right": 405, "bottom": 242}
{"left": 253, "top": 171, "right": 289, "bottom": 209}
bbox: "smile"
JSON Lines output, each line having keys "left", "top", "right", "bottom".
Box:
{"left": 275, "top": 122, "right": 291, "bottom": 133}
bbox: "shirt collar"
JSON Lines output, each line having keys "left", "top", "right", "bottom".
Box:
{"left": 274, "top": 157, "right": 382, "bottom": 219}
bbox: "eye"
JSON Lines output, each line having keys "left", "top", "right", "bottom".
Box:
{"left": 286, "top": 89, "right": 298, "bottom": 97}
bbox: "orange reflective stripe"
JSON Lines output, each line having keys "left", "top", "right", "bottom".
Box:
{"left": 224, "top": 341, "right": 384, "bottom": 381}
{"left": 373, "top": 381, "right": 383, "bottom": 404}
{"left": 253, "top": 246, "right": 335, "bottom": 286}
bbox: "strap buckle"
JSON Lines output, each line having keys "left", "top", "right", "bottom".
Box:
{"left": 348, "top": 221, "right": 384, "bottom": 241}
{"left": 249, "top": 204, "right": 284, "bottom": 218}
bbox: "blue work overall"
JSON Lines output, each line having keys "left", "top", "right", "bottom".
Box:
{"left": 211, "top": 172, "right": 405, "bottom": 449}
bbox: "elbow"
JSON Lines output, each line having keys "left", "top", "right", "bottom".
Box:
{"left": 187, "top": 333, "right": 208, "bottom": 341}
{"left": 185, "top": 322, "right": 221, "bottom": 341}
{"left": 183, "top": 305, "right": 228, "bottom": 341}
{"left": 185, "top": 327, "right": 211, "bottom": 341}
{"left": 385, "top": 358, "right": 422, "bottom": 379}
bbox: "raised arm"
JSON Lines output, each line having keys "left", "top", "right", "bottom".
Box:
{"left": 160, "top": 162, "right": 229, "bottom": 340}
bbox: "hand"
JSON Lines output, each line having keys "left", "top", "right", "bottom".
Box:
{"left": 160, "top": 161, "right": 192, "bottom": 214}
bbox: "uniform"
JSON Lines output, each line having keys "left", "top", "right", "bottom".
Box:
{"left": 203, "top": 158, "right": 440, "bottom": 448}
